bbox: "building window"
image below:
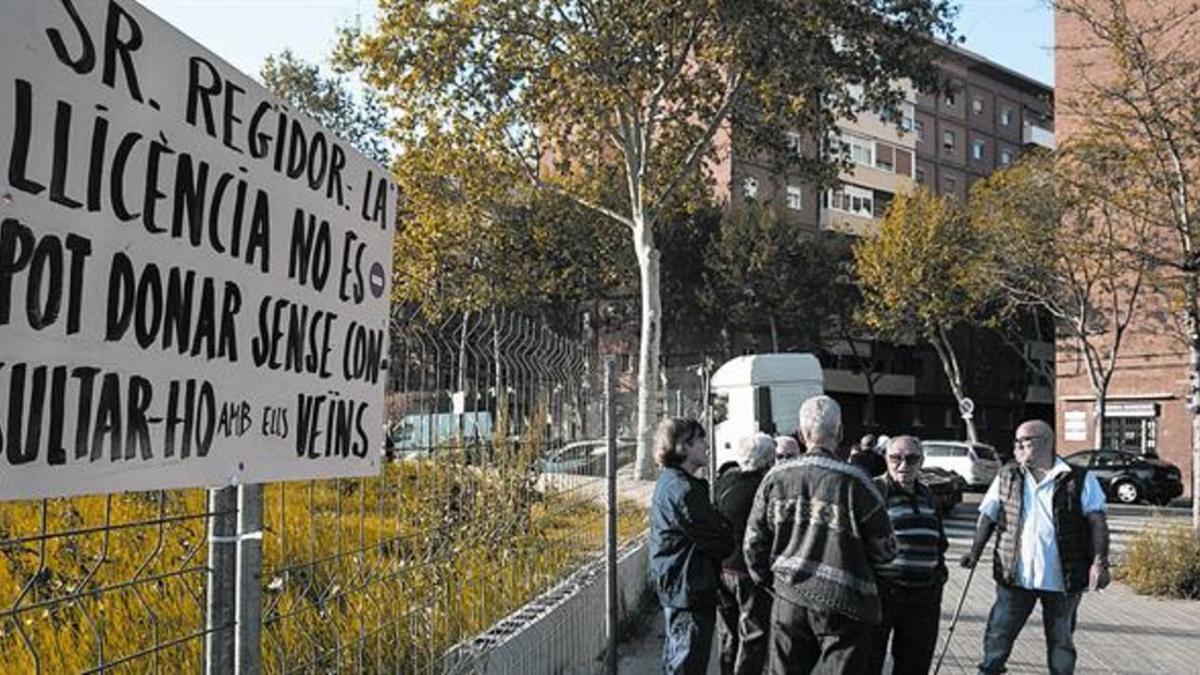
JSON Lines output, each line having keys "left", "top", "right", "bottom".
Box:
{"left": 971, "top": 139, "right": 985, "bottom": 160}
{"left": 826, "top": 184, "right": 874, "bottom": 218}
{"left": 895, "top": 148, "right": 913, "bottom": 177}
{"left": 847, "top": 83, "right": 864, "bottom": 105}
{"left": 945, "top": 91, "right": 956, "bottom": 107}
{"left": 839, "top": 131, "right": 874, "bottom": 167}
{"left": 786, "top": 131, "right": 803, "bottom": 157}
{"left": 971, "top": 96, "right": 983, "bottom": 115}
{"left": 1000, "top": 107, "right": 1013, "bottom": 126}
{"left": 1101, "top": 416, "right": 1157, "bottom": 455}
{"left": 942, "top": 175, "right": 957, "bottom": 194}
{"left": 742, "top": 177, "right": 759, "bottom": 199}
{"left": 915, "top": 166, "right": 926, "bottom": 184}
{"left": 880, "top": 103, "right": 916, "bottom": 132}
{"left": 786, "top": 185, "right": 803, "bottom": 211}
{"left": 914, "top": 119, "right": 925, "bottom": 142}
{"left": 942, "top": 130, "right": 955, "bottom": 153}
{"left": 875, "top": 143, "right": 895, "bottom": 172}
{"left": 999, "top": 149, "right": 1013, "bottom": 166}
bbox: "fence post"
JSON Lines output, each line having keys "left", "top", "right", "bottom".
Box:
{"left": 702, "top": 360, "right": 715, "bottom": 497}
{"left": 604, "top": 358, "right": 619, "bottom": 675}
{"left": 205, "top": 486, "right": 238, "bottom": 674}
{"left": 236, "top": 483, "right": 264, "bottom": 674}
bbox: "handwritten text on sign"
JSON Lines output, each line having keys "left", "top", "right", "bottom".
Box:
{"left": 0, "top": 0, "right": 396, "bottom": 500}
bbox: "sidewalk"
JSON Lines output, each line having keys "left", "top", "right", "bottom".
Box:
{"left": 618, "top": 552, "right": 1200, "bottom": 673}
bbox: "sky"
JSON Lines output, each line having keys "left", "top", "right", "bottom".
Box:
{"left": 138, "top": 0, "right": 1055, "bottom": 87}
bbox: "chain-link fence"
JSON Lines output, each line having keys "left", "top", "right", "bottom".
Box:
{"left": 0, "top": 308, "right": 647, "bottom": 673}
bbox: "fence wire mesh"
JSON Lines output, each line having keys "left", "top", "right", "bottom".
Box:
{"left": 0, "top": 307, "right": 647, "bottom": 673}
{"left": 0, "top": 489, "right": 220, "bottom": 672}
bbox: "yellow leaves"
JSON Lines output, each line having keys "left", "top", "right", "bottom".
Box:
{"left": 853, "top": 187, "right": 989, "bottom": 339}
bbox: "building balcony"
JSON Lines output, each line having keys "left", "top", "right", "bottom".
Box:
{"left": 1022, "top": 123, "right": 1055, "bottom": 150}
{"left": 820, "top": 209, "right": 878, "bottom": 237}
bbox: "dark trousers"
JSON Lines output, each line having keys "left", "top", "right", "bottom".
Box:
{"left": 768, "top": 597, "right": 872, "bottom": 675}
{"left": 717, "top": 571, "right": 772, "bottom": 675}
{"left": 979, "top": 584, "right": 1082, "bottom": 675}
{"left": 865, "top": 582, "right": 942, "bottom": 675}
{"left": 663, "top": 604, "right": 717, "bottom": 675}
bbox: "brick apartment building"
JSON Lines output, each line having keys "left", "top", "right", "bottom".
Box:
{"left": 1055, "top": 4, "right": 1195, "bottom": 496}
{"left": 597, "top": 42, "right": 1058, "bottom": 448}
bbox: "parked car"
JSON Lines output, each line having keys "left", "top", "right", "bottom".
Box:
{"left": 919, "top": 466, "right": 968, "bottom": 514}
{"left": 1063, "top": 449, "right": 1183, "bottom": 505}
{"left": 921, "top": 441, "right": 1002, "bottom": 490}
{"left": 541, "top": 438, "right": 635, "bottom": 476}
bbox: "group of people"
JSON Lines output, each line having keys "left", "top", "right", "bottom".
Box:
{"left": 649, "top": 395, "right": 1111, "bottom": 675}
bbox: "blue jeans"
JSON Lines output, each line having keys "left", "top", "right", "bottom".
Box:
{"left": 663, "top": 605, "right": 716, "bottom": 675}
{"left": 980, "top": 584, "right": 1082, "bottom": 675}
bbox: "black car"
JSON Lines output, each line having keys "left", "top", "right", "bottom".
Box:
{"left": 919, "top": 466, "right": 967, "bottom": 514}
{"left": 1063, "top": 449, "right": 1183, "bottom": 505}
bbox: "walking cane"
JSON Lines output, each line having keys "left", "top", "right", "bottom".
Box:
{"left": 932, "top": 560, "right": 977, "bottom": 675}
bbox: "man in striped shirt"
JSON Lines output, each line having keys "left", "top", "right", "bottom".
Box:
{"left": 866, "top": 435, "right": 948, "bottom": 674}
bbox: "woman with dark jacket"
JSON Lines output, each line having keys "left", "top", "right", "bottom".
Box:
{"left": 649, "top": 417, "right": 735, "bottom": 674}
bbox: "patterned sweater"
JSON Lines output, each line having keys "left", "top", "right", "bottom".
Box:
{"left": 744, "top": 448, "right": 896, "bottom": 624}
{"left": 872, "top": 475, "right": 948, "bottom": 589}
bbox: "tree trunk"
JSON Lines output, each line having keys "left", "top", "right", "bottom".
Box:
{"left": 1093, "top": 391, "right": 1107, "bottom": 451}
{"left": 769, "top": 314, "right": 779, "bottom": 353}
{"left": 930, "top": 327, "right": 978, "bottom": 443}
{"left": 864, "top": 374, "right": 878, "bottom": 430}
{"left": 634, "top": 227, "right": 663, "bottom": 481}
{"left": 1186, "top": 298, "right": 1200, "bottom": 533}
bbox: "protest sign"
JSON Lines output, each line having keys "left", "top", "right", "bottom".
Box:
{"left": 0, "top": 0, "right": 396, "bottom": 500}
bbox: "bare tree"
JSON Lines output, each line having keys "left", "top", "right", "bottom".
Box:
{"left": 1056, "top": 0, "right": 1200, "bottom": 528}
{"left": 972, "top": 147, "right": 1154, "bottom": 449}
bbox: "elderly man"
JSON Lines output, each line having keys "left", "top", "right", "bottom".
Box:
{"left": 714, "top": 433, "right": 776, "bottom": 675}
{"left": 774, "top": 435, "right": 802, "bottom": 462}
{"left": 866, "top": 436, "right": 948, "bottom": 675}
{"left": 961, "top": 420, "right": 1110, "bottom": 675}
{"left": 850, "top": 433, "right": 885, "bottom": 477}
{"left": 745, "top": 396, "right": 896, "bottom": 674}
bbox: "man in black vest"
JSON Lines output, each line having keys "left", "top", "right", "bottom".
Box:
{"left": 960, "top": 420, "right": 1110, "bottom": 675}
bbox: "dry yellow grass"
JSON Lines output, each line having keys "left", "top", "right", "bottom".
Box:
{"left": 0, "top": 443, "right": 646, "bottom": 673}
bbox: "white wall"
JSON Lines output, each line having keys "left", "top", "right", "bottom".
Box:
{"left": 444, "top": 535, "right": 651, "bottom": 674}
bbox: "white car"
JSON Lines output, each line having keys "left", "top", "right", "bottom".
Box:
{"left": 541, "top": 439, "right": 635, "bottom": 476}
{"left": 921, "top": 441, "right": 1002, "bottom": 489}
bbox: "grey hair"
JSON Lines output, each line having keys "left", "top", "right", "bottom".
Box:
{"left": 798, "top": 395, "right": 842, "bottom": 447}
{"left": 736, "top": 433, "right": 776, "bottom": 471}
{"left": 888, "top": 435, "right": 922, "bottom": 455}
{"left": 774, "top": 435, "right": 801, "bottom": 459}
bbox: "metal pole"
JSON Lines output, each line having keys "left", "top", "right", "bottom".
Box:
{"left": 604, "top": 358, "right": 619, "bottom": 675}
{"left": 236, "top": 483, "right": 264, "bottom": 674}
{"left": 702, "top": 360, "right": 715, "bottom": 497}
{"left": 205, "top": 486, "right": 238, "bottom": 675}
{"left": 933, "top": 561, "right": 978, "bottom": 675}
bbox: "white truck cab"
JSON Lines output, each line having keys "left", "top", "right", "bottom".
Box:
{"left": 711, "top": 353, "right": 824, "bottom": 468}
